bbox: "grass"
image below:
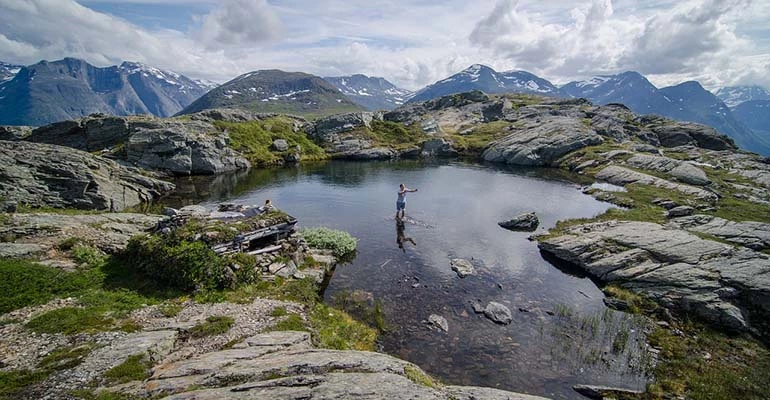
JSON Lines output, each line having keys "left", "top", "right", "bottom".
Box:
{"left": 103, "top": 354, "right": 153, "bottom": 384}
{"left": 268, "top": 313, "right": 306, "bottom": 332}
{"left": 0, "top": 370, "right": 49, "bottom": 400}
{"left": 404, "top": 365, "right": 441, "bottom": 389}
{"left": 189, "top": 316, "right": 235, "bottom": 338}
{"left": 215, "top": 117, "right": 327, "bottom": 166}
{"left": 310, "top": 303, "right": 377, "bottom": 351}
{"left": 366, "top": 120, "right": 426, "bottom": 150}
{"left": 0, "top": 344, "right": 93, "bottom": 399}
{"left": 632, "top": 323, "right": 770, "bottom": 400}
{"left": 603, "top": 286, "right": 658, "bottom": 315}
{"left": 449, "top": 120, "right": 510, "bottom": 154}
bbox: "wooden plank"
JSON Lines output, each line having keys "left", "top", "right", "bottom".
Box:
{"left": 246, "top": 245, "right": 282, "bottom": 255}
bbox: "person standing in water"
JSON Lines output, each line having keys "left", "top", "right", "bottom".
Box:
{"left": 396, "top": 183, "right": 418, "bottom": 221}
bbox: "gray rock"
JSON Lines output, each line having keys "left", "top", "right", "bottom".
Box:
{"left": 163, "top": 207, "right": 180, "bottom": 217}
{"left": 538, "top": 220, "right": 770, "bottom": 334}
{"left": 666, "top": 206, "right": 694, "bottom": 218}
{"left": 428, "top": 314, "right": 449, "bottom": 332}
{"left": 626, "top": 154, "right": 710, "bottom": 186}
{"left": 648, "top": 120, "right": 736, "bottom": 151}
{"left": 482, "top": 116, "right": 603, "bottom": 166}
{"left": 483, "top": 302, "right": 513, "bottom": 325}
{"left": 0, "top": 243, "right": 46, "bottom": 258}
{"left": 272, "top": 139, "right": 289, "bottom": 152}
{"left": 339, "top": 147, "right": 396, "bottom": 160}
{"left": 450, "top": 258, "right": 475, "bottom": 278}
{"left": 1, "top": 201, "right": 17, "bottom": 213}
{"left": 421, "top": 138, "right": 457, "bottom": 157}
{"left": 498, "top": 212, "right": 539, "bottom": 231}
{"left": 0, "top": 141, "right": 174, "bottom": 211}
{"left": 309, "top": 112, "right": 383, "bottom": 141}
{"left": 596, "top": 166, "right": 717, "bottom": 201}
{"left": 0, "top": 126, "right": 32, "bottom": 141}
{"left": 28, "top": 115, "right": 250, "bottom": 175}
{"left": 669, "top": 214, "right": 770, "bottom": 250}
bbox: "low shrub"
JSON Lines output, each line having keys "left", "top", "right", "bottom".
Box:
{"left": 103, "top": 354, "right": 153, "bottom": 384}
{"left": 301, "top": 227, "right": 357, "bottom": 257}
{"left": 123, "top": 234, "right": 225, "bottom": 291}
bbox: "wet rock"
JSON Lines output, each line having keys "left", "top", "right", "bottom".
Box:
{"left": 498, "top": 212, "right": 539, "bottom": 232}
{"left": 450, "top": 258, "right": 475, "bottom": 278}
{"left": 666, "top": 206, "right": 694, "bottom": 218}
{"left": 421, "top": 138, "right": 458, "bottom": 157}
{"left": 0, "top": 140, "right": 174, "bottom": 211}
{"left": 272, "top": 139, "right": 289, "bottom": 152}
{"left": 483, "top": 302, "right": 513, "bottom": 325}
{"left": 428, "top": 314, "right": 449, "bottom": 332}
{"left": 572, "top": 384, "right": 643, "bottom": 399}
{"left": 538, "top": 220, "right": 770, "bottom": 334}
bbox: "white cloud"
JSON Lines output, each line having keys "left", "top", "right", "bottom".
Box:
{"left": 196, "top": 0, "right": 282, "bottom": 49}
{"left": 0, "top": 0, "right": 768, "bottom": 90}
{"left": 469, "top": 0, "right": 770, "bottom": 89}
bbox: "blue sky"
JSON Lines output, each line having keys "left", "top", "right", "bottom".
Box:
{"left": 1, "top": 0, "right": 768, "bottom": 90}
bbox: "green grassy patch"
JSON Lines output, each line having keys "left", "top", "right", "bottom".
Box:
{"left": 636, "top": 324, "right": 770, "bottom": 400}
{"left": 0, "top": 370, "right": 49, "bottom": 400}
{"left": 404, "top": 365, "right": 441, "bottom": 389}
{"left": 189, "top": 316, "right": 235, "bottom": 338}
{"left": 38, "top": 345, "right": 92, "bottom": 371}
{"left": 215, "top": 117, "right": 327, "bottom": 166}
{"left": 268, "top": 313, "right": 306, "bottom": 332}
{"left": 366, "top": 120, "right": 426, "bottom": 150}
{"left": 449, "top": 120, "right": 510, "bottom": 155}
{"left": 71, "top": 390, "right": 143, "bottom": 400}
{"left": 309, "top": 303, "right": 377, "bottom": 351}
{"left": 103, "top": 354, "right": 153, "bottom": 385}
{"left": 26, "top": 307, "right": 114, "bottom": 334}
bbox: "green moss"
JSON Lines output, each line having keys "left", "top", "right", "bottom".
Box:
{"left": 189, "top": 316, "right": 235, "bottom": 338}
{"left": 310, "top": 303, "right": 377, "bottom": 351}
{"left": 404, "top": 365, "right": 441, "bottom": 389}
{"left": 638, "top": 324, "right": 770, "bottom": 400}
{"left": 71, "top": 244, "right": 106, "bottom": 267}
{"left": 449, "top": 120, "right": 510, "bottom": 154}
{"left": 103, "top": 354, "right": 153, "bottom": 384}
{"left": 38, "top": 345, "right": 92, "bottom": 371}
{"left": 270, "top": 306, "right": 288, "bottom": 317}
{"left": 26, "top": 307, "right": 114, "bottom": 334}
{"left": 367, "top": 120, "right": 426, "bottom": 150}
{"left": 215, "top": 117, "right": 327, "bottom": 166}
{"left": 0, "top": 370, "right": 49, "bottom": 400}
{"left": 268, "top": 313, "right": 306, "bottom": 332}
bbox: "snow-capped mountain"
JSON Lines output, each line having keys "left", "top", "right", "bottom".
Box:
{"left": 0, "top": 61, "right": 22, "bottom": 83}
{"left": 408, "top": 64, "right": 562, "bottom": 103}
{"left": 733, "top": 100, "right": 770, "bottom": 138}
{"left": 0, "top": 58, "right": 216, "bottom": 126}
{"left": 324, "top": 74, "right": 412, "bottom": 111}
{"left": 178, "top": 69, "right": 362, "bottom": 117}
{"left": 562, "top": 72, "right": 770, "bottom": 155}
{"left": 715, "top": 85, "right": 770, "bottom": 109}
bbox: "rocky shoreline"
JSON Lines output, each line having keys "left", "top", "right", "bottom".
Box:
{"left": 3, "top": 90, "right": 770, "bottom": 398}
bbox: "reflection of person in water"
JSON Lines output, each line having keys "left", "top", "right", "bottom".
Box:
{"left": 396, "top": 219, "right": 417, "bottom": 252}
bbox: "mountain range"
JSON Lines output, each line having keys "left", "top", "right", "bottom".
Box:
{"left": 0, "top": 58, "right": 216, "bottom": 126}
{"left": 177, "top": 69, "right": 363, "bottom": 117}
{"left": 409, "top": 64, "right": 561, "bottom": 103}
{"left": 0, "top": 57, "right": 768, "bottom": 156}
{"left": 323, "top": 74, "right": 412, "bottom": 111}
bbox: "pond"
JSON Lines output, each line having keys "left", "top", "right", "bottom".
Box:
{"left": 168, "top": 160, "right": 651, "bottom": 399}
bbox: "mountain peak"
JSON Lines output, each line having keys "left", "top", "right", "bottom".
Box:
{"left": 716, "top": 85, "right": 770, "bottom": 108}
{"left": 323, "top": 74, "right": 412, "bottom": 111}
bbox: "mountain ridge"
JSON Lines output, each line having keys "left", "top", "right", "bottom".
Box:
{"left": 0, "top": 58, "right": 214, "bottom": 126}
{"left": 323, "top": 74, "right": 412, "bottom": 111}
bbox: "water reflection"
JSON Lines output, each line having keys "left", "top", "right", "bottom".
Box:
{"left": 164, "top": 160, "right": 649, "bottom": 399}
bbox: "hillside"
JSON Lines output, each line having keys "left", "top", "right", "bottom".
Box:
{"left": 0, "top": 58, "right": 214, "bottom": 126}
{"left": 177, "top": 70, "right": 363, "bottom": 118}
{"left": 324, "top": 74, "right": 412, "bottom": 111}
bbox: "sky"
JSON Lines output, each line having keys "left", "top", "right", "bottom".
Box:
{"left": 0, "top": 0, "right": 768, "bottom": 91}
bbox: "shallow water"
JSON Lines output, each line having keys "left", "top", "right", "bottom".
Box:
{"left": 169, "top": 160, "right": 650, "bottom": 399}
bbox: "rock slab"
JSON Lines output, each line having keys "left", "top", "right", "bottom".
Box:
{"left": 499, "top": 212, "right": 540, "bottom": 231}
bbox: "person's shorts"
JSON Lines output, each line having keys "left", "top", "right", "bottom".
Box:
{"left": 396, "top": 201, "right": 406, "bottom": 211}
